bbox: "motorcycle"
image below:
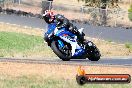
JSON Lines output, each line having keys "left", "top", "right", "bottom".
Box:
{"left": 44, "top": 23, "right": 101, "bottom": 61}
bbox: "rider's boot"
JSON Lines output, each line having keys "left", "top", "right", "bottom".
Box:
{"left": 76, "top": 32, "right": 86, "bottom": 44}
{"left": 68, "top": 24, "right": 86, "bottom": 44}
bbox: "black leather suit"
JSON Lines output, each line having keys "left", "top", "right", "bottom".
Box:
{"left": 54, "top": 14, "right": 85, "bottom": 43}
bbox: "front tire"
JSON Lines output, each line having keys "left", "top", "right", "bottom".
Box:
{"left": 51, "top": 41, "right": 72, "bottom": 61}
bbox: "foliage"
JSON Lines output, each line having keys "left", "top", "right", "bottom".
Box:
{"left": 125, "top": 43, "right": 132, "bottom": 49}
{"left": 78, "top": 0, "right": 119, "bottom": 8}
{"left": 128, "top": 4, "right": 132, "bottom": 12}
{"left": 128, "top": 4, "right": 132, "bottom": 21}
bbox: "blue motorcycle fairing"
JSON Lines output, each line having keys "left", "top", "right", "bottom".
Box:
{"left": 55, "top": 27, "right": 77, "bottom": 43}
{"left": 45, "top": 23, "right": 86, "bottom": 58}
{"left": 73, "top": 48, "right": 85, "bottom": 57}
{"left": 55, "top": 29, "right": 85, "bottom": 57}
{"left": 55, "top": 27, "right": 75, "bottom": 37}
{"left": 46, "top": 23, "right": 56, "bottom": 35}
{"left": 46, "top": 23, "right": 75, "bottom": 39}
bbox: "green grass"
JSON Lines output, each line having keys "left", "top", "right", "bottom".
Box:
{"left": 125, "top": 43, "right": 132, "bottom": 49}
{"left": 0, "top": 32, "right": 43, "bottom": 51}
{"left": 128, "top": 4, "right": 132, "bottom": 12}
{"left": 128, "top": 13, "right": 132, "bottom": 21}
{"left": 107, "top": 40, "right": 112, "bottom": 43}
{"left": 0, "top": 31, "right": 55, "bottom": 57}
{"left": 0, "top": 75, "right": 131, "bottom": 88}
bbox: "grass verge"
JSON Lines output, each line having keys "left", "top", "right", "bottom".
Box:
{"left": 0, "top": 32, "right": 42, "bottom": 51}
{"left": 0, "top": 62, "right": 131, "bottom": 88}
{"left": 125, "top": 43, "right": 132, "bottom": 49}
{"left": 0, "top": 75, "right": 131, "bottom": 88}
{"left": 0, "top": 31, "right": 55, "bottom": 58}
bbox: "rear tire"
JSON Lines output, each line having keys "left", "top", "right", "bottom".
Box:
{"left": 88, "top": 54, "right": 100, "bottom": 61}
{"left": 51, "top": 41, "right": 72, "bottom": 61}
{"left": 86, "top": 41, "right": 101, "bottom": 61}
{"left": 87, "top": 47, "right": 101, "bottom": 61}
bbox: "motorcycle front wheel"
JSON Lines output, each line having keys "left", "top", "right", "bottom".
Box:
{"left": 51, "top": 40, "right": 72, "bottom": 61}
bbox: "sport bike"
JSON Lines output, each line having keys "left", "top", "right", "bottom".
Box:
{"left": 44, "top": 23, "right": 101, "bottom": 61}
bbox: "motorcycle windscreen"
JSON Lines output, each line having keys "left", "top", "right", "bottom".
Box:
{"left": 55, "top": 27, "right": 75, "bottom": 38}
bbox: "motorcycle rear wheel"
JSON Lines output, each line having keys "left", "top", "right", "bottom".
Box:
{"left": 86, "top": 41, "right": 101, "bottom": 61}
{"left": 87, "top": 47, "right": 101, "bottom": 61}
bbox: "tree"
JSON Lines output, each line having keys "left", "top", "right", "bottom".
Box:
{"left": 128, "top": 4, "right": 132, "bottom": 21}
{"left": 78, "top": 0, "right": 119, "bottom": 26}
{"left": 78, "top": 0, "right": 119, "bottom": 8}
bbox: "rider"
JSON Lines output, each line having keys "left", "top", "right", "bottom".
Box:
{"left": 43, "top": 10, "right": 85, "bottom": 42}
{"left": 43, "top": 10, "right": 85, "bottom": 56}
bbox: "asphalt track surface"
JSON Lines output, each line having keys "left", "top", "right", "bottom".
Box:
{"left": 0, "top": 57, "right": 132, "bottom": 67}
{"left": 0, "top": 14, "right": 132, "bottom": 66}
{"left": 0, "top": 14, "right": 132, "bottom": 43}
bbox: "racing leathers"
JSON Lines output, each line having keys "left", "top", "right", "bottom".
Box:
{"left": 54, "top": 14, "right": 85, "bottom": 43}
